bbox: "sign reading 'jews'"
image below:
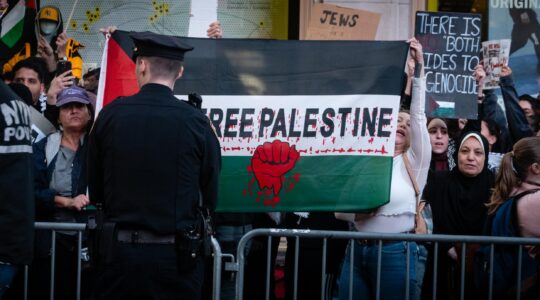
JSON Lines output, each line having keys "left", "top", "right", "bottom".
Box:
{"left": 306, "top": 3, "right": 381, "bottom": 40}
{"left": 415, "top": 11, "right": 482, "bottom": 119}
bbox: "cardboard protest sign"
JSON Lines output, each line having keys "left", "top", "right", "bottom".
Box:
{"left": 306, "top": 3, "right": 381, "bottom": 40}
{"left": 482, "top": 39, "right": 511, "bottom": 89}
{"left": 415, "top": 11, "right": 482, "bottom": 119}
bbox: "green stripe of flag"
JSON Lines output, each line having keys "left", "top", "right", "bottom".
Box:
{"left": 216, "top": 156, "right": 392, "bottom": 212}
{"left": 1, "top": 0, "right": 25, "bottom": 48}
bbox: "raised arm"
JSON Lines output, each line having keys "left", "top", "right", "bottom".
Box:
{"left": 499, "top": 66, "right": 534, "bottom": 142}
{"left": 467, "top": 64, "right": 512, "bottom": 152}
{"left": 406, "top": 38, "right": 431, "bottom": 190}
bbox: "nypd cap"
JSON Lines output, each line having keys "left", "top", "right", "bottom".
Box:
{"left": 130, "top": 31, "right": 194, "bottom": 61}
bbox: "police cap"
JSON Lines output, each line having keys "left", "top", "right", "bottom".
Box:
{"left": 130, "top": 31, "right": 194, "bottom": 61}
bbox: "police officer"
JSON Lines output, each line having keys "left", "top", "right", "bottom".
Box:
{"left": 0, "top": 80, "right": 34, "bottom": 297}
{"left": 88, "top": 31, "right": 221, "bottom": 299}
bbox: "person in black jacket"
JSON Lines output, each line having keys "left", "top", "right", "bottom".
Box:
{"left": 88, "top": 31, "right": 221, "bottom": 300}
{"left": 0, "top": 80, "right": 34, "bottom": 297}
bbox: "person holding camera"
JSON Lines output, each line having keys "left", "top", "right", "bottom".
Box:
{"left": 41, "top": 61, "right": 77, "bottom": 129}
{"left": 88, "top": 31, "right": 221, "bottom": 299}
{"left": 35, "top": 6, "right": 85, "bottom": 81}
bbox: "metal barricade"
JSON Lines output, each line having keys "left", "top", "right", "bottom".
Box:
{"left": 29, "top": 222, "right": 87, "bottom": 300}
{"left": 211, "top": 235, "right": 223, "bottom": 300}
{"left": 21, "top": 223, "right": 225, "bottom": 300}
{"left": 233, "top": 229, "right": 540, "bottom": 300}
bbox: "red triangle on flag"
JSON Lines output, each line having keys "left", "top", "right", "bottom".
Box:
{"left": 25, "top": 0, "right": 36, "bottom": 9}
{"left": 100, "top": 32, "right": 139, "bottom": 108}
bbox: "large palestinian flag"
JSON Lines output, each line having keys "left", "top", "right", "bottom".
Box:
{"left": 98, "top": 32, "right": 409, "bottom": 212}
{"left": 0, "top": 0, "right": 37, "bottom": 73}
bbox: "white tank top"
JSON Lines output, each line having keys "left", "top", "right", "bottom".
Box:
{"left": 353, "top": 154, "right": 416, "bottom": 233}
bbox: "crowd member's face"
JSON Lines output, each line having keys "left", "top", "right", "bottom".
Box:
{"left": 59, "top": 103, "right": 91, "bottom": 132}
{"left": 519, "top": 100, "right": 534, "bottom": 117}
{"left": 13, "top": 67, "right": 43, "bottom": 105}
{"left": 0, "top": 0, "right": 9, "bottom": 12}
{"left": 395, "top": 112, "right": 411, "bottom": 152}
{"left": 84, "top": 75, "right": 98, "bottom": 92}
{"left": 458, "top": 118, "right": 467, "bottom": 130}
{"left": 458, "top": 137, "right": 485, "bottom": 177}
{"left": 428, "top": 121, "right": 449, "bottom": 155}
{"left": 39, "top": 20, "right": 58, "bottom": 36}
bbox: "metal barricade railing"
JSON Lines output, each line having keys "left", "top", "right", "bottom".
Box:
{"left": 25, "top": 225, "right": 540, "bottom": 299}
{"left": 211, "top": 236, "right": 223, "bottom": 300}
{"left": 30, "top": 222, "right": 87, "bottom": 300}
{"left": 233, "top": 229, "right": 540, "bottom": 300}
{"left": 24, "top": 223, "right": 225, "bottom": 300}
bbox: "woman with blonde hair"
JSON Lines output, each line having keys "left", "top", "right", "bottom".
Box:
{"left": 337, "top": 37, "right": 431, "bottom": 300}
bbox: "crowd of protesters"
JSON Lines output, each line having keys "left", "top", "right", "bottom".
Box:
{"left": 1, "top": 5, "right": 540, "bottom": 300}
{"left": 206, "top": 47, "right": 540, "bottom": 298}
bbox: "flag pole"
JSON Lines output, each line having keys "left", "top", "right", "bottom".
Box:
{"left": 94, "top": 32, "right": 109, "bottom": 117}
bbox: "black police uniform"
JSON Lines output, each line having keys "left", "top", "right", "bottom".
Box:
{"left": 0, "top": 80, "right": 34, "bottom": 280}
{"left": 88, "top": 32, "right": 221, "bottom": 300}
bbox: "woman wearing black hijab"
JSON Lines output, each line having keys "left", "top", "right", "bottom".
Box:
{"left": 421, "top": 131, "right": 495, "bottom": 299}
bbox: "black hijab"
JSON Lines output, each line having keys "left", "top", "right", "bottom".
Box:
{"left": 423, "top": 131, "right": 495, "bottom": 235}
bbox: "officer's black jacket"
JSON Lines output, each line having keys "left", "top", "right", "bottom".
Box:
{"left": 88, "top": 83, "right": 221, "bottom": 235}
{"left": 0, "top": 81, "right": 34, "bottom": 265}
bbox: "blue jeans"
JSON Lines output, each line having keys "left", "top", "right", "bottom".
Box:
{"left": 338, "top": 241, "right": 418, "bottom": 299}
{"left": 0, "top": 264, "right": 19, "bottom": 298}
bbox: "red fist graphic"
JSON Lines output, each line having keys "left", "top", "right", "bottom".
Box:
{"left": 251, "top": 140, "right": 300, "bottom": 197}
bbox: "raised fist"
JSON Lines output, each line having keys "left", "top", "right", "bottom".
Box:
{"left": 251, "top": 140, "right": 300, "bottom": 196}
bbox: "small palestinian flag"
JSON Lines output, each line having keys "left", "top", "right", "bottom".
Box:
{"left": 0, "top": 0, "right": 36, "bottom": 69}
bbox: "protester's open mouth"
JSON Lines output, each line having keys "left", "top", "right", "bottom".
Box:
{"left": 397, "top": 129, "right": 405, "bottom": 137}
